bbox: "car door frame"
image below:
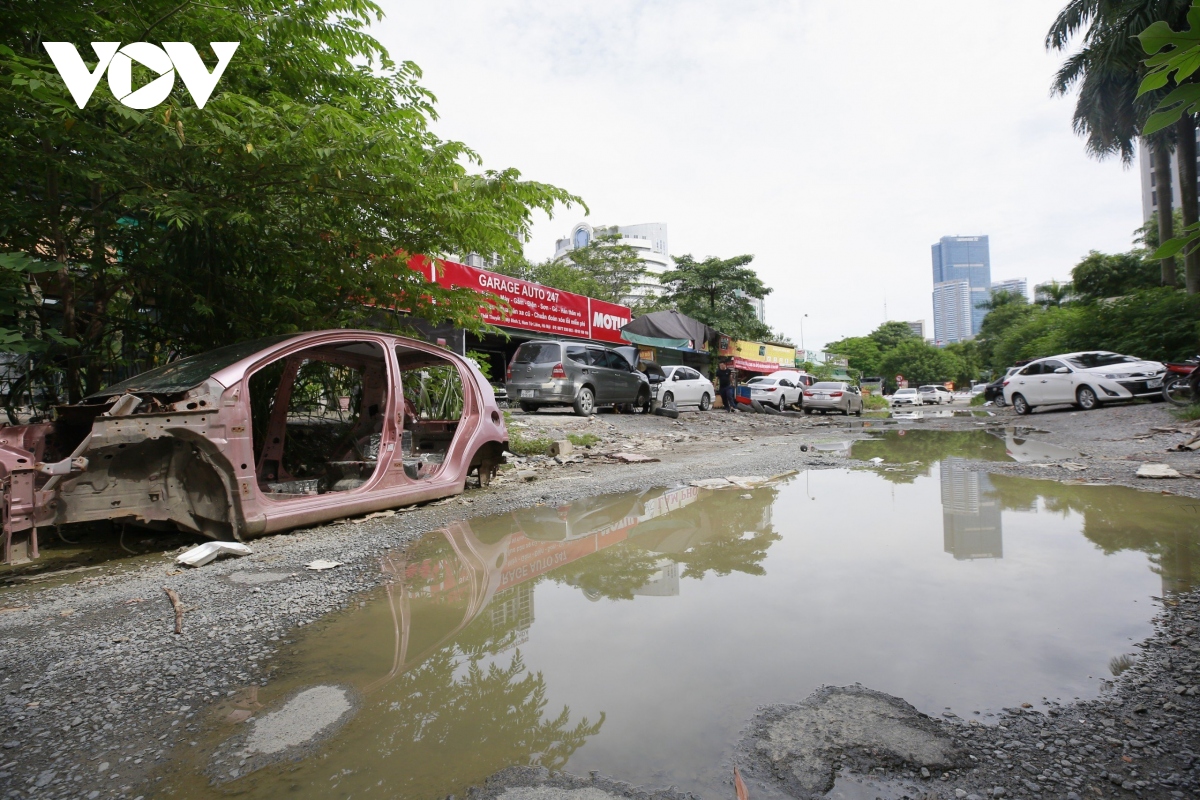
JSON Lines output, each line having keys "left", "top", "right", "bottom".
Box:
{"left": 1012, "top": 361, "right": 1045, "bottom": 404}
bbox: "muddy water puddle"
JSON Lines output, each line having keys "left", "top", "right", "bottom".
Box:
{"left": 167, "top": 453, "right": 1200, "bottom": 800}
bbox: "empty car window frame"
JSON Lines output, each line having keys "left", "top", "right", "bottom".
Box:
{"left": 396, "top": 346, "right": 472, "bottom": 482}
{"left": 250, "top": 340, "right": 391, "bottom": 498}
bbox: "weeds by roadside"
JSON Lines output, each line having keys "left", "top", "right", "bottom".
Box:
{"left": 1173, "top": 404, "right": 1200, "bottom": 422}
{"left": 502, "top": 410, "right": 554, "bottom": 456}
{"left": 568, "top": 433, "right": 601, "bottom": 447}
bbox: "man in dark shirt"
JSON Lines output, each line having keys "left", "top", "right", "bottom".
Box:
{"left": 716, "top": 362, "right": 736, "bottom": 412}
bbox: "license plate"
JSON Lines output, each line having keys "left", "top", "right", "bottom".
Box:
{"left": 520, "top": 390, "right": 535, "bottom": 398}
{"left": 1149, "top": 378, "right": 1163, "bottom": 388}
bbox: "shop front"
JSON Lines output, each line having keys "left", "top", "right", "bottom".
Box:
{"left": 717, "top": 337, "right": 797, "bottom": 375}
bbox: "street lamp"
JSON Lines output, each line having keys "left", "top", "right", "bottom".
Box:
{"left": 800, "top": 314, "right": 808, "bottom": 357}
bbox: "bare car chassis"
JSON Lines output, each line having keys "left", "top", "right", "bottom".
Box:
{"left": 0, "top": 331, "right": 509, "bottom": 564}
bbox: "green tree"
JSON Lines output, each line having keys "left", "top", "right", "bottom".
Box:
{"left": 1070, "top": 249, "right": 1162, "bottom": 298}
{"left": 558, "top": 233, "right": 648, "bottom": 304}
{"left": 1035, "top": 280, "right": 1075, "bottom": 307}
{"left": 821, "top": 336, "right": 883, "bottom": 377}
{"left": 878, "top": 339, "right": 963, "bottom": 389}
{"left": 0, "top": 0, "right": 579, "bottom": 403}
{"left": 974, "top": 292, "right": 1036, "bottom": 373}
{"left": 660, "top": 254, "right": 771, "bottom": 341}
{"left": 868, "top": 320, "right": 920, "bottom": 351}
{"left": 1049, "top": 0, "right": 1192, "bottom": 287}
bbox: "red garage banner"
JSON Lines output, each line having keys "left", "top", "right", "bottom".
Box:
{"left": 408, "top": 255, "right": 632, "bottom": 344}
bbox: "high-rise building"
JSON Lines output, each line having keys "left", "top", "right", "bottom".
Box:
{"left": 990, "top": 278, "right": 1028, "bottom": 301}
{"left": 1139, "top": 133, "right": 1200, "bottom": 222}
{"left": 554, "top": 222, "right": 674, "bottom": 303}
{"left": 904, "top": 320, "right": 926, "bottom": 339}
{"left": 931, "top": 235, "right": 991, "bottom": 342}
{"left": 932, "top": 280, "right": 972, "bottom": 344}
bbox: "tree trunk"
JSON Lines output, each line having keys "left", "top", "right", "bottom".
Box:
{"left": 1154, "top": 140, "right": 1178, "bottom": 288}
{"left": 42, "top": 138, "right": 80, "bottom": 403}
{"left": 1179, "top": 116, "right": 1200, "bottom": 294}
{"left": 85, "top": 182, "right": 108, "bottom": 395}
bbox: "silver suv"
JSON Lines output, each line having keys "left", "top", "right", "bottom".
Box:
{"left": 506, "top": 340, "right": 650, "bottom": 416}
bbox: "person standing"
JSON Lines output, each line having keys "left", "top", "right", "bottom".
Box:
{"left": 716, "top": 361, "right": 736, "bottom": 412}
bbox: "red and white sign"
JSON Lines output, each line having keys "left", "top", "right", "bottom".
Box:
{"left": 408, "top": 255, "right": 632, "bottom": 344}
{"left": 732, "top": 356, "right": 779, "bottom": 373}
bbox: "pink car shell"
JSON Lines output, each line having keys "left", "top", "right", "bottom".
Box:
{"left": 0, "top": 330, "right": 509, "bottom": 564}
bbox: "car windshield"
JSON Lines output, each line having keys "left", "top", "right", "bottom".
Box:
{"left": 812, "top": 382, "right": 843, "bottom": 390}
{"left": 919, "top": 385, "right": 937, "bottom": 392}
{"left": 747, "top": 377, "right": 774, "bottom": 385}
{"left": 1067, "top": 352, "right": 1137, "bottom": 369}
{"left": 87, "top": 334, "right": 298, "bottom": 398}
{"left": 896, "top": 388, "right": 917, "bottom": 395}
{"left": 513, "top": 343, "right": 560, "bottom": 364}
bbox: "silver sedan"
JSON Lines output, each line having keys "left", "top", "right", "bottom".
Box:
{"left": 803, "top": 381, "right": 864, "bottom": 416}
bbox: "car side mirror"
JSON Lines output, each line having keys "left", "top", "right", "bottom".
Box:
{"left": 672, "top": 374, "right": 680, "bottom": 381}
{"left": 1054, "top": 367, "right": 1069, "bottom": 374}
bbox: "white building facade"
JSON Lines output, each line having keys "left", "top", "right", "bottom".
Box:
{"left": 554, "top": 222, "right": 673, "bottom": 302}
{"left": 990, "top": 278, "right": 1028, "bottom": 301}
{"left": 932, "top": 280, "right": 973, "bottom": 344}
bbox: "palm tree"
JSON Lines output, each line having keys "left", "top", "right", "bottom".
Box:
{"left": 1047, "top": 0, "right": 1193, "bottom": 287}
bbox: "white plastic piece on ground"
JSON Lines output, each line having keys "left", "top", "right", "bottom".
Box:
{"left": 176, "top": 541, "right": 252, "bottom": 568}
{"left": 1137, "top": 463, "right": 1182, "bottom": 479}
{"left": 305, "top": 559, "right": 343, "bottom": 571}
{"left": 868, "top": 457, "right": 884, "bottom": 465}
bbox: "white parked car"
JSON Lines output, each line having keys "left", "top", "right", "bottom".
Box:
{"left": 918, "top": 385, "right": 953, "bottom": 404}
{"left": 745, "top": 375, "right": 803, "bottom": 410}
{"left": 1002, "top": 351, "right": 1167, "bottom": 415}
{"left": 657, "top": 365, "right": 714, "bottom": 410}
{"left": 766, "top": 370, "right": 816, "bottom": 389}
{"left": 890, "top": 387, "right": 923, "bottom": 406}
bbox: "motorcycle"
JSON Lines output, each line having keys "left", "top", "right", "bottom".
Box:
{"left": 1162, "top": 355, "right": 1200, "bottom": 406}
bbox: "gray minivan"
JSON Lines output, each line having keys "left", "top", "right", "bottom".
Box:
{"left": 506, "top": 340, "right": 650, "bottom": 416}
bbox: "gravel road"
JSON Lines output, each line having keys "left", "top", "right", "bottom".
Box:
{"left": 0, "top": 400, "right": 1196, "bottom": 799}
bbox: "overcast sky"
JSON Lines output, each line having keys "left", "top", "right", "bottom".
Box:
{"left": 374, "top": 1, "right": 1142, "bottom": 354}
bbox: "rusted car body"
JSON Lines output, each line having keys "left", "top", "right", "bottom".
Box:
{"left": 0, "top": 331, "right": 508, "bottom": 564}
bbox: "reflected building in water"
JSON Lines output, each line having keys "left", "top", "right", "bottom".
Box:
{"left": 940, "top": 458, "right": 1004, "bottom": 560}
{"left": 632, "top": 560, "right": 680, "bottom": 597}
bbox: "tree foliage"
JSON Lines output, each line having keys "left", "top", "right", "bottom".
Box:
{"left": 0, "top": 0, "right": 579, "bottom": 402}
{"left": 659, "top": 254, "right": 771, "bottom": 341}
{"left": 1070, "top": 249, "right": 1162, "bottom": 299}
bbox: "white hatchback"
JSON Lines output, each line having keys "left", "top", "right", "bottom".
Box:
{"left": 1003, "top": 351, "right": 1166, "bottom": 414}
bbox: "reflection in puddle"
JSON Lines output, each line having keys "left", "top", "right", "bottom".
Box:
{"left": 168, "top": 459, "right": 1200, "bottom": 800}
{"left": 851, "top": 429, "right": 1077, "bottom": 465}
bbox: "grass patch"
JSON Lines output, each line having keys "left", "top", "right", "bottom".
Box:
{"left": 969, "top": 393, "right": 987, "bottom": 406}
{"left": 567, "top": 432, "right": 601, "bottom": 447}
{"left": 862, "top": 393, "right": 889, "bottom": 411}
{"left": 1173, "top": 404, "right": 1200, "bottom": 422}
{"left": 502, "top": 411, "right": 553, "bottom": 456}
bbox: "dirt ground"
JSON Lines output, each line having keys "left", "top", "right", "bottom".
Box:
{"left": 0, "top": 399, "right": 1197, "bottom": 800}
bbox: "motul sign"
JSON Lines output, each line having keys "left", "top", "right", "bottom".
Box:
{"left": 43, "top": 41, "right": 239, "bottom": 109}
{"left": 592, "top": 312, "right": 625, "bottom": 331}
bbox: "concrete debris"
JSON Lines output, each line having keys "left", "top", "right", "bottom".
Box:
{"left": 738, "top": 685, "right": 963, "bottom": 798}
{"left": 176, "top": 541, "right": 252, "bottom": 568}
{"left": 517, "top": 469, "right": 537, "bottom": 481}
{"left": 1136, "top": 462, "right": 1182, "bottom": 479}
{"left": 547, "top": 440, "right": 573, "bottom": 457}
{"left": 690, "top": 478, "right": 733, "bottom": 489}
{"left": 607, "top": 453, "right": 660, "bottom": 464}
{"left": 304, "top": 559, "right": 343, "bottom": 571}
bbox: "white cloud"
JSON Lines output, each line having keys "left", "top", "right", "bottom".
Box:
{"left": 374, "top": 1, "right": 1142, "bottom": 351}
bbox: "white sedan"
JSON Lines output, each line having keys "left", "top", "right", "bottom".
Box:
{"left": 1003, "top": 351, "right": 1167, "bottom": 415}
{"left": 890, "top": 387, "right": 923, "bottom": 406}
{"left": 745, "top": 375, "right": 804, "bottom": 410}
{"left": 657, "top": 365, "right": 715, "bottom": 410}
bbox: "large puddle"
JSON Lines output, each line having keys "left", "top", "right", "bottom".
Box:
{"left": 167, "top": 438, "right": 1200, "bottom": 800}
